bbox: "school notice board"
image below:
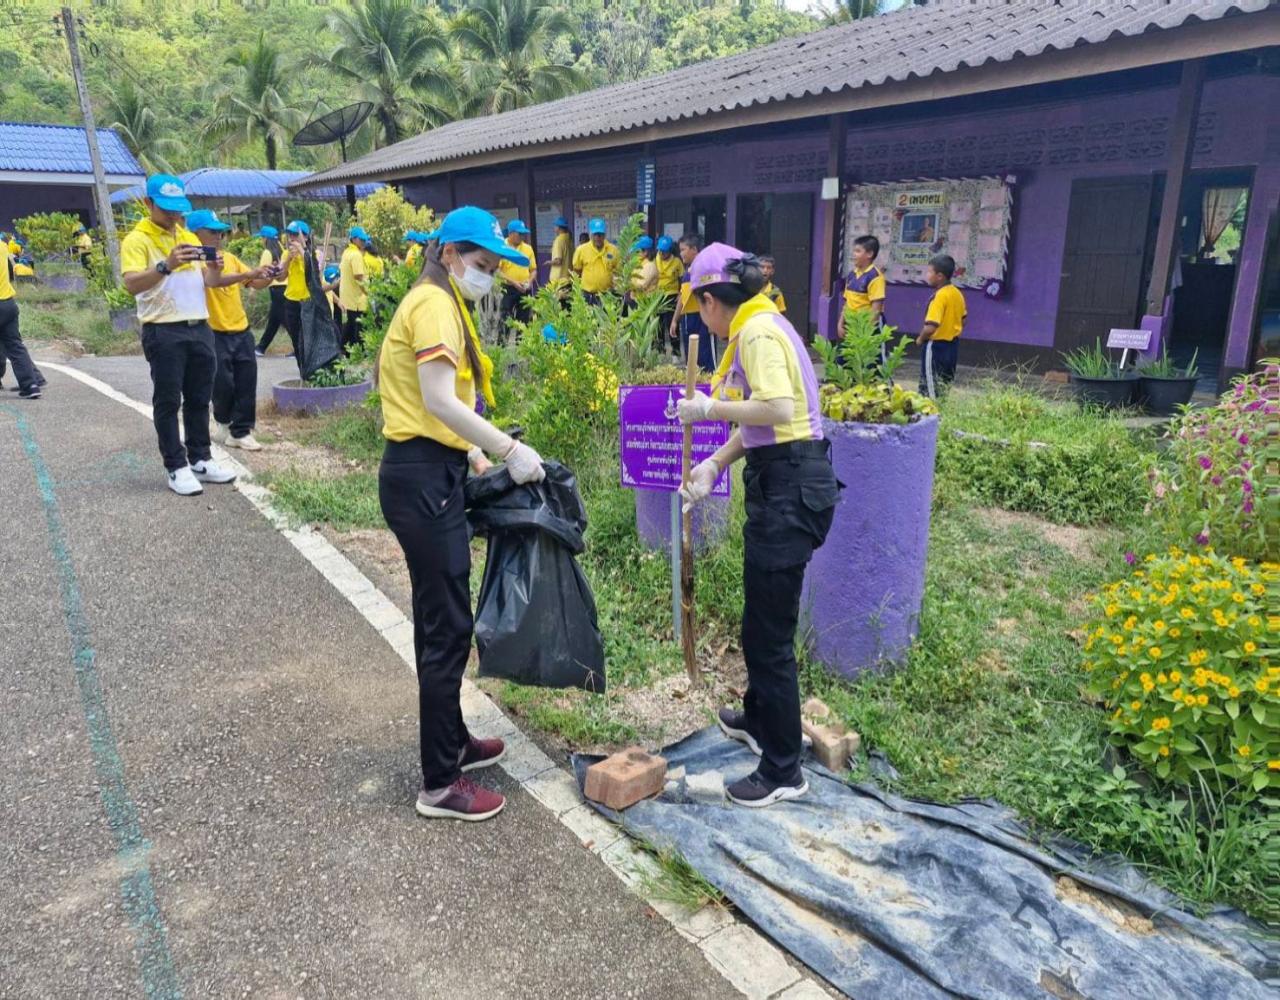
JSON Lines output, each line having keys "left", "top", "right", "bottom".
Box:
{"left": 843, "top": 177, "right": 1012, "bottom": 288}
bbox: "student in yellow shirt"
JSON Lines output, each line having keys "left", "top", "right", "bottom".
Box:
{"left": 842, "top": 234, "right": 886, "bottom": 328}
{"left": 671, "top": 232, "right": 714, "bottom": 369}
{"left": 0, "top": 236, "right": 43, "bottom": 398}
{"left": 404, "top": 231, "right": 424, "bottom": 270}
{"left": 546, "top": 215, "right": 572, "bottom": 302}
{"left": 675, "top": 243, "right": 838, "bottom": 808}
{"left": 253, "top": 225, "right": 289, "bottom": 357}
{"left": 758, "top": 255, "right": 787, "bottom": 313}
{"left": 376, "top": 206, "right": 545, "bottom": 823}
{"left": 340, "top": 226, "right": 370, "bottom": 351}
{"left": 73, "top": 225, "right": 93, "bottom": 271}
{"left": 497, "top": 219, "right": 534, "bottom": 337}
{"left": 571, "top": 218, "right": 618, "bottom": 304}
{"left": 916, "top": 253, "right": 966, "bottom": 398}
{"left": 281, "top": 219, "right": 312, "bottom": 364}
{"left": 654, "top": 235, "right": 684, "bottom": 352}
{"left": 629, "top": 236, "right": 658, "bottom": 295}
{"left": 188, "top": 210, "right": 272, "bottom": 452}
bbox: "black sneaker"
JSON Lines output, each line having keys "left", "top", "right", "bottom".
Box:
{"left": 717, "top": 707, "right": 762, "bottom": 755}
{"left": 18, "top": 385, "right": 42, "bottom": 399}
{"left": 726, "top": 770, "right": 808, "bottom": 808}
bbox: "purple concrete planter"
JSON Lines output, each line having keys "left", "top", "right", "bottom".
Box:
{"left": 43, "top": 272, "right": 87, "bottom": 293}
{"left": 802, "top": 415, "right": 939, "bottom": 679}
{"left": 634, "top": 486, "right": 730, "bottom": 553}
{"left": 272, "top": 378, "right": 372, "bottom": 415}
{"left": 110, "top": 308, "right": 138, "bottom": 334}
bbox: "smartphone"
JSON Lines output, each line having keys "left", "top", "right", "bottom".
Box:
{"left": 190, "top": 245, "right": 219, "bottom": 261}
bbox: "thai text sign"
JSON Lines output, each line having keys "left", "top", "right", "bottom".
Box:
{"left": 619, "top": 385, "right": 730, "bottom": 495}
{"left": 1106, "top": 328, "right": 1151, "bottom": 350}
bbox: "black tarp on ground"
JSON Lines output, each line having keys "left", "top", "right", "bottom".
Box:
{"left": 573, "top": 728, "right": 1279, "bottom": 1000}
{"left": 465, "top": 462, "right": 606, "bottom": 692}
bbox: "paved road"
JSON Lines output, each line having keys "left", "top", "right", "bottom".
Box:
{"left": 43, "top": 353, "right": 300, "bottom": 406}
{"left": 1, "top": 367, "right": 739, "bottom": 1000}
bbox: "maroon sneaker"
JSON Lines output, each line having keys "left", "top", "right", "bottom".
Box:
{"left": 416, "top": 777, "right": 505, "bottom": 821}
{"left": 459, "top": 735, "right": 506, "bottom": 772}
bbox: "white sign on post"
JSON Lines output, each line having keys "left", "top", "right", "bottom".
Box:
{"left": 1106, "top": 328, "right": 1151, "bottom": 350}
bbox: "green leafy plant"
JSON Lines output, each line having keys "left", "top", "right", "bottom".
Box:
{"left": 1140, "top": 345, "right": 1199, "bottom": 379}
{"left": 354, "top": 186, "right": 435, "bottom": 262}
{"left": 1081, "top": 547, "right": 1278, "bottom": 791}
{"left": 102, "top": 284, "right": 136, "bottom": 311}
{"left": 354, "top": 260, "right": 421, "bottom": 367}
{"left": 225, "top": 234, "right": 262, "bottom": 264}
{"left": 1146, "top": 361, "right": 1277, "bottom": 561}
{"left": 13, "top": 211, "right": 82, "bottom": 260}
{"left": 306, "top": 356, "right": 370, "bottom": 388}
{"left": 813, "top": 308, "right": 936, "bottom": 423}
{"left": 1062, "top": 338, "right": 1121, "bottom": 379}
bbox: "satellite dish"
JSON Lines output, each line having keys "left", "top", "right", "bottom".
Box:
{"left": 293, "top": 101, "right": 375, "bottom": 210}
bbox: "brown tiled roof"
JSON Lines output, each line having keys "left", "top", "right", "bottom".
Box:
{"left": 292, "top": 0, "right": 1272, "bottom": 188}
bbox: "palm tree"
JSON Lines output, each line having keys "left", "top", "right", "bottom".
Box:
{"left": 307, "top": 0, "right": 452, "bottom": 147}
{"left": 103, "top": 81, "right": 181, "bottom": 174}
{"left": 449, "top": 0, "right": 586, "bottom": 118}
{"left": 205, "top": 32, "right": 300, "bottom": 169}
{"left": 819, "top": 0, "right": 891, "bottom": 25}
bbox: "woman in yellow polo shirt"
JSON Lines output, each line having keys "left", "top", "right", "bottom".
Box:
{"left": 280, "top": 219, "right": 311, "bottom": 363}
{"left": 378, "top": 205, "right": 545, "bottom": 823}
{"left": 676, "top": 243, "right": 840, "bottom": 809}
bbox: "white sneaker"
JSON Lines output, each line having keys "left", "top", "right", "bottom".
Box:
{"left": 225, "top": 432, "right": 262, "bottom": 451}
{"left": 211, "top": 421, "right": 230, "bottom": 445}
{"left": 167, "top": 466, "right": 203, "bottom": 496}
{"left": 190, "top": 458, "right": 236, "bottom": 484}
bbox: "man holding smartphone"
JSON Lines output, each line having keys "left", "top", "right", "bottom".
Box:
{"left": 121, "top": 174, "right": 238, "bottom": 496}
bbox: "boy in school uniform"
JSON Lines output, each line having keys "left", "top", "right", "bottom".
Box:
{"left": 759, "top": 255, "right": 787, "bottom": 313}
{"left": 916, "top": 253, "right": 966, "bottom": 398}
{"left": 842, "top": 234, "right": 885, "bottom": 330}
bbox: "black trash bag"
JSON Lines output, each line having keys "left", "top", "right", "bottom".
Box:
{"left": 298, "top": 240, "right": 341, "bottom": 381}
{"left": 465, "top": 461, "right": 606, "bottom": 692}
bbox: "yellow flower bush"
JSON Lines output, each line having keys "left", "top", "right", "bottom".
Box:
{"left": 1082, "top": 548, "right": 1279, "bottom": 791}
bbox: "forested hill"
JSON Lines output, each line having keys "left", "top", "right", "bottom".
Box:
{"left": 0, "top": 0, "right": 826, "bottom": 175}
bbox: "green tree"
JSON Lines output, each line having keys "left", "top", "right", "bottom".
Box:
{"left": 103, "top": 80, "right": 181, "bottom": 174}
{"left": 817, "top": 0, "right": 893, "bottom": 25}
{"left": 449, "top": 0, "right": 586, "bottom": 116}
{"left": 205, "top": 32, "right": 301, "bottom": 170}
{"left": 307, "top": 0, "right": 452, "bottom": 146}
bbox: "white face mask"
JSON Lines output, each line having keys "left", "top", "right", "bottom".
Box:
{"left": 452, "top": 258, "right": 494, "bottom": 300}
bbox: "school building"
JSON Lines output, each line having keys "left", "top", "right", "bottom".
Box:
{"left": 293, "top": 0, "right": 1280, "bottom": 388}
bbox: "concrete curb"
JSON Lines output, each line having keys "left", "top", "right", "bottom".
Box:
{"left": 43, "top": 361, "right": 835, "bottom": 1000}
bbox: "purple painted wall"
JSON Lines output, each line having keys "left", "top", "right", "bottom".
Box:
{"left": 1, "top": 183, "right": 96, "bottom": 232}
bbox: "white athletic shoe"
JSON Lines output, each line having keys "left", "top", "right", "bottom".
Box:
{"left": 225, "top": 432, "right": 262, "bottom": 451}
{"left": 167, "top": 466, "right": 203, "bottom": 496}
{"left": 211, "top": 421, "right": 230, "bottom": 445}
{"left": 190, "top": 458, "right": 236, "bottom": 484}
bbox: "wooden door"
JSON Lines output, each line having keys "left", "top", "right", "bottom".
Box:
{"left": 1053, "top": 178, "right": 1153, "bottom": 354}
{"left": 770, "top": 192, "right": 813, "bottom": 336}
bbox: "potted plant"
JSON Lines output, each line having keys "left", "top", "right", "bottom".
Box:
{"left": 1062, "top": 338, "right": 1139, "bottom": 409}
{"left": 273, "top": 361, "right": 373, "bottom": 415}
{"left": 806, "top": 310, "right": 940, "bottom": 678}
{"left": 103, "top": 284, "right": 137, "bottom": 333}
{"left": 1137, "top": 346, "right": 1199, "bottom": 417}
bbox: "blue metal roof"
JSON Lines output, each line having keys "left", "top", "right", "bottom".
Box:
{"left": 0, "top": 122, "right": 144, "bottom": 176}
{"left": 109, "top": 167, "right": 383, "bottom": 204}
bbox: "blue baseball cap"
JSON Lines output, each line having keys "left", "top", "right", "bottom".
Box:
{"left": 349, "top": 226, "right": 369, "bottom": 241}
{"left": 285, "top": 220, "right": 310, "bottom": 236}
{"left": 588, "top": 218, "right": 606, "bottom": 236}
{"left": 657, "top": 235, "right": 675, "bottom": 253}
{"left": 553, "top": 216, "right": 569, "bottom": 228}
{"left": 541, "top": 323, "right": 566, "bottom": 345}
{"left": 633, "top": 235, "right": 654, "bottom": 252}
{"left": 186, "top": 209, "right": 231, "bottom": 233}
{"left": 506, "top": 219, "right": 530, "bottom": 236}
{"left": 425, "top": 206, "right": 529, "bottom": 265}
{"left": 323, "top": 264, "right": 340, "bottom": 282}
{"left": 146, "top": 174, "right": 192, "bottom": 213}
{"left": 256, "top": 225, "right": 279, "bottom": 239}
{"left": 403, "top": 230, "right": 416, "bottom": 242}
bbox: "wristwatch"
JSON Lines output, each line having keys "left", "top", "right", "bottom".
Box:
{"left": 155, "top": 260, "right": 170, "bottom": 276}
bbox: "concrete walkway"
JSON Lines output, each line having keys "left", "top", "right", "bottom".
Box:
{"left": 1, "top": 365, "right": 745, "bottom": 999}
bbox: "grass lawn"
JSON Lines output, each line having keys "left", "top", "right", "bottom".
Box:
{"left": 15, "top": 279, "right": 141, "bottom": 357}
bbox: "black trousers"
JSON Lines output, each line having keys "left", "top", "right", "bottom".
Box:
{"left": 657, "top": 307, "right": 676, "bottom": 353}
{"left": 256, "top": 285, "right": 289, "bottom": 353}
{"left": 499, "top": 286, "right": 529, "bottom": 341}
{"left": 0, "top": 298, "right": 39, "bottom": 391}
{"left": 740, "top": 441, "right": 840, "bottom": 785}
{"left": 919, "top": 338, "right": 959, "bottom": 396}
{"left": 212, "top": 329, "right": 257, "bottom": 437}
{"left": 681, "top": 314, "right": 716, "bottom": 371}
{"left": 379, "top": 438, "right": 474, "bottom": 791}
{"left": 342, "top": 308, "right": 364, "bottom": 352}
{"left": 140, "top": 320, "right": 216, "bottom": 471}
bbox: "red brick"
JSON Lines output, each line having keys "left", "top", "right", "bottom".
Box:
{"left": 584, "top": 748, "right": 668, "bottom": 810}
{"left": 1043, "top": 370, "right": 1070, "bottom": 384}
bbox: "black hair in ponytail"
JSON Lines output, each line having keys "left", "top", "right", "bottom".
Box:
{"left": 695, "top": 253, "right": 766, "bottom": 307}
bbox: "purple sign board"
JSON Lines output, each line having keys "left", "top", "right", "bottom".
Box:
{"left": 619, "top": 385, "right": 730, "bottom": 496}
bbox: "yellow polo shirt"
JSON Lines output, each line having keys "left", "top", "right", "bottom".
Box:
{"left": 498, "top": 241, "right": 534, "bottom": 286}
{"left": 363, "top": 251, "right": 385, "bottom": 279}
{"left": 924, "top": 283, "right": 966, "bottom": 342}
{"left": 0, "top": 241, "right": 14, "bottom": 300}
{"left": 259, "top": 248, "right": 286, "bottom": 287}
{"left": 120, "top": 218, "right": 208, "bottom": 324}
{"left": 844, "top": 264, "right": 886, "bottom": 313}
{"left": 655, "top": 254, "right": 683, "bottom": 296}
{"left": 339, "top": 243, "right": 368, "bottom": 312}
{"left": 378, "top": 283, "right": 475, "bottom": 450}
{"left": 630, "top": 257, "right": 658, "bottom": 294}
{"left": 763, "top": 282, "right": 788, "bottom": 313}
{"left": 548, "top": 232, "right": 572, "bottom": 287}
{"left": 283, "top": 248, "right": 308, "bottom": 301}
{"left": 204, "top": 252, "right": 251, "bottom": 332}
{"left": 75, "top": 232, "right": 92, "bottom": 256}
{"left": 572, "top": 240, "right": 618, "bottom": 294}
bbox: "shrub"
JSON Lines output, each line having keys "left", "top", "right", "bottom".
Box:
{"left": 1082, "top": 548, "right": 1279, "bottom": 792}
{"left": 353, "top": 186, "right": 435, "bottom": 261}
{"left": 1148, "top": 361, "right": 1278, "bottom": 561}
{"left": 813, "top": 309, "right": 937, "bottom": 423}
{"left": 14, "top": 211, "right": 82, "bottom": 260}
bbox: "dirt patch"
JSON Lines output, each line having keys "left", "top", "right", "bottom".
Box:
{"left": 977, "top": 507, "right": 1098, "bottom": 562}
{"left": 1054, "top": 876, "right": 1155, "bottom": 936}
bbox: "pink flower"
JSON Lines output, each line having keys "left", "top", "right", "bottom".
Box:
{"left": 1198, "top": 455, "right": 1212, "bottom": 470}
{"left": 1154, "top": 482, "right": 1167, "bottom": 499}
{"left": 1243, "top": 500, "right": 1254, "bottom": 514}
{"left": 1195, "top": 532, "right": 1210, "bottom": 545}
{"left": 1124, "top": 551, "right": 1137, "bottom": 565}
{"left": 1241, "top": 461, "right": 1253, "bottom": 471}
{"left": 1238, "top": 433, "right": 1250, "bottom": 445}
{"left": 1211, "top": 475, "right": 1222, "bottom": 486}
{"left": 1242, "top": 480, "right": 1253, "bottom": 493}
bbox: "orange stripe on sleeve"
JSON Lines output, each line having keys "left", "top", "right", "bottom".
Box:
{"left": 415, "top": 343, "right": 458, "bottom": 364}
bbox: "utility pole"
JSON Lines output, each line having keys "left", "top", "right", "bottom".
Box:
{"left": 60, "top": 6, "right": 119, "bottom": 279}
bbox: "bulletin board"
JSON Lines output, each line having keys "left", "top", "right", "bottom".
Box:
{"left": 574, "top": 199, "right": 637, "bottom": 243}
{"left": 842, "top": 177, "right": 1012, "bottom": 288}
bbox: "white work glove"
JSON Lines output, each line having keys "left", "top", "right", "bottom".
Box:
{"left": 502, "top": 440, "right": 545, "bottom": 484}
{"left": 679, "top": 458, "right": 719, "bottom": 512}
{"left": 676, "top": 390, "right": 715, "bottom": 425}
